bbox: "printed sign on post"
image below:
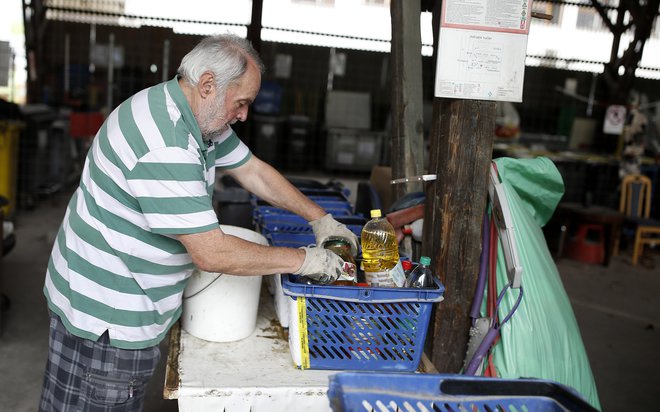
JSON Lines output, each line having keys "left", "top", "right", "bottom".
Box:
{"left": 603, "top": 105, "right": 627, "bottom": 135}
{"left": 434, "top": 0, "right": 533, "bottom": 102}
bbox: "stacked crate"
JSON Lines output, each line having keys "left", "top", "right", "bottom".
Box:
{"left": 254, "top": 183, "right": 366, "bottom": 328}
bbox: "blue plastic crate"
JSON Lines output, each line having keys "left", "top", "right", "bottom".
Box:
{"left": 253, "top": 205, "right": 354, "bottom": 225}
{"left": 252, "top": 196, "right": 353, "bottom": 208}
{"left": 267, "top": 232, "right": 316, "bottom": 248}
{"left": 261, "top": 217, "right": 313, "bottom": 234}
{"left": 252, "top": 191, "right": 349, "bottom": 204}
{"left": 282, "top": 275, "right": 444, "bottom": 371}
{"left": 300, "top": 190, "right": 349, "bottom": 201}
{"left": 327, "top": 372, "right": 598, "bottom": 412}
{"left": 259, "top": 214, "right": 364, "bottom": 237}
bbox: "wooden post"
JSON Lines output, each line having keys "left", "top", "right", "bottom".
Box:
{"left": 248, "top": 0, "right": 263, "bottom": 53}
{"left": 419, "top": 0, "right": 497, "bottom": 374}
{"left": 390, "top": 0, "right": 425, "bottom": 199}
{"left": 23, "top": 0, "right": 47, "bottom": 104}
{"left": 423, "top": 98, "right": 496, "bottom": 372}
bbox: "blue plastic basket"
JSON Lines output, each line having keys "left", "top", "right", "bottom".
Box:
{"left": 282, "top": 275, "right": 445, "bottom": 371}
{"left": 299, "top": 189, "right": 349, "bottom": 201}
{"left": 327, "top": 372, "right": 599, "bottom": 412}
{"left": 254, "top": 204, "right": 353, "bottom": 219}
{"left": 259, "top": 214, "right": 364, "bottom": 236}
{"left": 267, "top": 232, "right": 316, "bottom": 248}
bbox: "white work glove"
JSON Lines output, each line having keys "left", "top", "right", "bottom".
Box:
{"left": 293, "top": 246, "right": 346, "bottom": 284}
{"left": 309, "top": 213, "right": 359, "bottom": 256}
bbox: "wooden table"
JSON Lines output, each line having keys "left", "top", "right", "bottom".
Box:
{"left": 164, "top": 285, "right": 437, "bottom": 412}
{"left": 164, "top": 288, "right": 334, "bottom": 412}
{"left": 555, "top": 202, "right": 625, "bottom": 266}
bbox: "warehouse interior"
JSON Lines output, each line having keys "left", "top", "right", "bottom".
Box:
{"left": 1, "top": 1, "right": 660, "bottom": 411}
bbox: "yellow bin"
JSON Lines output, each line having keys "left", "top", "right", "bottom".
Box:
{"left": 0, "top": 120, "right": 22, "bottom": 219}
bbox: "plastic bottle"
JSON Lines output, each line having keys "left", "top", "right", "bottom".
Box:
{"left": 360, "top": 209, "right": 405, "bottom": 287}
{"left": 405, "top": 256, "right": 435, "bottom": 288}
{"left": 401, "top": 260, "right": 414, "bottom": 278}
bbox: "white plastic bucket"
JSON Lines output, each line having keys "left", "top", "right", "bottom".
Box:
{"left": 181, "top": 225, "right": 268, "bottom": 342}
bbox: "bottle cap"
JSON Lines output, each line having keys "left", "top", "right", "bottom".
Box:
{"left": 370, "top": 209, "right": 382, "bottom": 218}
{"left": 420, "top": 256, "right": 431, "bottom": 265}
{"left": 401, "top": 260, "right": 413, "bottom": 271}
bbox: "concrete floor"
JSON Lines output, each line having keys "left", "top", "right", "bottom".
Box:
{"left": 0, "top": 186, "right": 658, "bottom": 412}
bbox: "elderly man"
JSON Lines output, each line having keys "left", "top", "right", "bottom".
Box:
{"left": 39, "top": 34, "right": 357, "bottom": 411}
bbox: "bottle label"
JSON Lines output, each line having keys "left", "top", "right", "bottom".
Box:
{"left": 364, "top": 270, "right": 395, "bottom": 287}
{"left": 364, "top": 261, "right": 406, "bottom": 287}
{"left": 389, "top": 260, "right": 406, "bottom": 287}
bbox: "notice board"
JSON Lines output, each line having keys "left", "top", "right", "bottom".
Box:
{"left": 434, "top": 0, "right": 533, "bottom": 102}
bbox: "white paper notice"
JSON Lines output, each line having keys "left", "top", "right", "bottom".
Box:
{"left": 434, "top": 0, "right": 532, "bottom": 102}
{"left": 603, "top": 105, "right": 627, "bottom": 135}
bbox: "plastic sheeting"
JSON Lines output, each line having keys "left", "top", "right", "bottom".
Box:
{"left": 485, "top": 157, "right": 601, "bottom": 410}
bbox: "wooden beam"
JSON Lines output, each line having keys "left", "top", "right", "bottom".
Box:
{"left": 423, "top": 98, "right": 495, "bottom": 372}
{"left": 599, "top": 0, "right": 660, "bottom": 103}
{"left": 23, "top": 0, "right": 46, "bottom": 103}
{"left": 390, "top": 0, "right": 425, "bottom": 200}
{"left": 248, "top": 0, "right": 263, "bottom": 53}
{"left": 590, "top": 0, "right": 616, "bottom": 33}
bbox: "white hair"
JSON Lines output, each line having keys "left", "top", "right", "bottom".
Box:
{"left": 177, "top": 34, "right": 265, "bottom": 95}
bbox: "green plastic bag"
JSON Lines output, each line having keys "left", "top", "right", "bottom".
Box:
{"left": 485, "top": 157, "right": 601, "bottom": 410}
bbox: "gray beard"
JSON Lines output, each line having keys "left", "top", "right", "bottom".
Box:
{"left": 202, "top": 127, "right": 227, "bottom": 141}
{"left": 202, "top": 119, "right": 238, "bottom": 141}
{"left": 199, "top": 112, "right": 227, "bottom": 140}
{"left": 199, "top": 92, "right": 227, "bottom": 140}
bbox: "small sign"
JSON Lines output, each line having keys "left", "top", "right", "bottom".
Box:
{"left": 274, "top": 54, "right": 292, "bottom": 79}
{"left": 603, "top": 105, "right": 627, "bottom": 135}
{"left": 0, "top": 41, "right": 10, "bottom": 87}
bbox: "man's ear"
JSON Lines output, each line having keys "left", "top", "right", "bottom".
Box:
{"left": 197, "top": 72, "right": 215, "bottom": 99}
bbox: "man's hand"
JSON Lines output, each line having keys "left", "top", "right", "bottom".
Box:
{"left": 293, "top": 246, "right": 345, "bottom": 284}
{"left": 309, "top": 214, "right": 359, "bottom": 255}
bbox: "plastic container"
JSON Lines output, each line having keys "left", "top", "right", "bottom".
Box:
{"left": 262, "top": 227, "right": 314, "bottom": 329}
{"left": 17, "top": 104, "right": 56, "bottom": 210}
{"left": 566, "top": 223, "right": 605, "bottom": 265}
{"left": 401, "top": 259, "right": 413, "bottom": 276}
{"left": 253, "top": 202, "right": 353, "bottom": 222}
{"left": 360, "top": 209, "right": 404, "bottom": 287}
{"left": 257, "top": 214, "right": 364, "bottom": 237}
{"left": 0, "top": 121, "right": 22, "bottom": 219}
{"left": 259, "top": 209, "right": 366, "bottom": 328}
{"left": 327, "top": 372, "right": 598, "bottom": 412}
{"left": 405, "top": 255, "right": 435, "bottom": 288}
{"left": 266, "top": 232, "right": 316, "bottom": 248}
{"left": 282, "top": 274, "right": 444, "bottom": 371}
{"left": 181, "top": 225, "right": 269, "bottom": 342}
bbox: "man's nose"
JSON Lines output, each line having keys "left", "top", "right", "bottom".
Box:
{"left": 237, "top": 107, "right": 248, "bottom": 122}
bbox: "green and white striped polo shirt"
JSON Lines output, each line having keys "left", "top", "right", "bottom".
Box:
{"left": 44, "top": 77, "right": 251, "bottom": 349}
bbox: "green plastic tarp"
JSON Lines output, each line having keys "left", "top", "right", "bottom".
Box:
{"left": 485, "top": 156, "right": 601, "bottom": 410}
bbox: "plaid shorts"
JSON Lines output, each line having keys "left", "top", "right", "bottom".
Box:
{"left": 39, "top": 312, "right": 161, "bottom": 412}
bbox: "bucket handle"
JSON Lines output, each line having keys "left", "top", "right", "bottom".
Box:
{"left": 183, "top": 274, "right": 223, "bottom": 299}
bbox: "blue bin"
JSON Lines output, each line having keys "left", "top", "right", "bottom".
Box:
{"left": 327, "top": 372, "right": 598, "bottom": 412}
{"left": 267, "top": 232, "right": 316, "bottom": 248}
{"left": 282, "top": 275, "right": 444, "bottom": 371}
{"left": 259, "top": 214, "right": 364, "bottom": 237}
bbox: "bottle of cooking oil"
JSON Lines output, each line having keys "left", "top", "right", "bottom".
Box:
{"left": 360, "top": 209, "right": 405, "bottom": 287}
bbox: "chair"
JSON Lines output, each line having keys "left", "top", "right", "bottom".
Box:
{"left": 617, "top": 174, "right": 660, "bottom": 265}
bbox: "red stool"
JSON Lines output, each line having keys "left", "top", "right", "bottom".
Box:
{"left": 566, "top": 223, "right": 605, "bottom": 265}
